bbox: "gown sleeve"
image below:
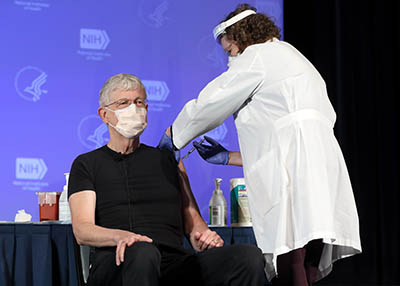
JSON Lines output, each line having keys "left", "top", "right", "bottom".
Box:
{"left": 172, "top": 62, "right": 265, "bottom": 149}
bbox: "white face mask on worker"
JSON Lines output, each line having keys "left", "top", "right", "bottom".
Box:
{"left": 107, "top": 104, "right": 147, "bottom": 139}
{"left": 228, "top": 53, "right": 241, "bottom": 67}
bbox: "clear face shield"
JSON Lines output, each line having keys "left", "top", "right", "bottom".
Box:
{"left": 212, "top": 10, "right": 256, "bottom": 67}
{"left": 216, "top": 35, "right": 243, "bottom": 68}
{"left": 218, "top": 40, "right": 231, "bottom": 68}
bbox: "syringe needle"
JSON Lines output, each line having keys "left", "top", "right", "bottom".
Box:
{"left": 182, "top": 138, "right": 206, "bottom": 159}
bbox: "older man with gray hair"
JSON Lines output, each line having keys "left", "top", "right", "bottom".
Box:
{"left": 68, "top": 73, "right": 267, "bottom": 286}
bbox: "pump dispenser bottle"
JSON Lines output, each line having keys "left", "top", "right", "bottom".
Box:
{"left": 209, "top": 178, "right": 227, "bottom": 226}
{"left": 59, "top": 172, "right": 71, "bottom": 222}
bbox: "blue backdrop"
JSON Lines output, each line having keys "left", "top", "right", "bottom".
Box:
{"left": 0, "top": 0, "right": 283, "bottom": 222}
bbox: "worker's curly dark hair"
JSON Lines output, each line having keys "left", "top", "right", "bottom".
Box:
{"left": 220, "top": 3, "right": 281, "bottom": 52}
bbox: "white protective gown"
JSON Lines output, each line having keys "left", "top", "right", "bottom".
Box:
{"left": 172, "top": 38, "right": 361, "bottom": 280}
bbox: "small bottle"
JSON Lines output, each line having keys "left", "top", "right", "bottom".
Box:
{"left": 59, "top": 172, "right": 71, "bottom": 222}
{"left": 209, "top": 178, "right": 227, "bottom": 226}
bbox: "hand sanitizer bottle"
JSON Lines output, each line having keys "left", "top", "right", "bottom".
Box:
{"left": 209, "top": 178, "right": 227, "bottom": 226}
{"left": 59, "top": 172, "right": 71, "bottom": 222}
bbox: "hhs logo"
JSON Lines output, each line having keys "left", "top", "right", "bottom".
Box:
{"left": 16, "top": 158, "right": 48, "bottom": 180}
{"left": 138, "top": 0, "right": 170, "bottom": 28}
{"left": 80, "top": 29, "right": 110, "bottom": 50}
{"left": 78, "top": 115, "right": 109, "bottom": 149}
{"left": 15, "top": 66, "right": 48, "bottom": 102}
{"left": 142, "top": 80, "right": 169, "bottom": 102}
{"left": 198, "top": 35, "right": 227, "bottom": 70}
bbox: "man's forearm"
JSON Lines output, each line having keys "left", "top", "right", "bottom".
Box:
{"left": 73, "top": 222, "right": 123, "bottom": 247}
{"left": 176, "top": 159, "right": 224, "bottom": 251}
{"left": 72, "top": 219, "right": 153, "bottom": 267}
{"left": 183, "top": 206, "right": 209, "bottom": 237}
{"left": 176, "top": 160, "right": 207, "bottom": 234}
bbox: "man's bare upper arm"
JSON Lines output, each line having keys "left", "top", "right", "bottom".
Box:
{"left": 177, "top": 160, "right": 200, "bottom": 212}
{"left": 69, "top": 191, "right": 96, "bottom": 225}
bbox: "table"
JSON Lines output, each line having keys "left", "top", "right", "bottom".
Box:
{"left": 0, "top": 223, "right": 81, "bottom": 286}
{"left": 0, "top": 224, "right": 257, "bottom": 286}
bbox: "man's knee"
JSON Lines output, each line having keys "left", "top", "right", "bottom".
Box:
{"left": 124, "top": 242, "right": 161, "bottom": 269}
{"left": 231, "top": 244, "right": 265, "bottom": 271}
{"left": 119, "top": 242, "right": 161, "bottom": 285}
{"left": 214, "top": 244, "right": 266, "bottom": 286}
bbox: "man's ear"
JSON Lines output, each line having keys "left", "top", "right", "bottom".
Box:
{"left": 145, "top": 104, "right": 149, "bottom": 122}
{"left": 98, "top": 106, "right": 108, "bottom": 124}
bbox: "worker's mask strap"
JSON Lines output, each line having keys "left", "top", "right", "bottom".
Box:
{"left": 213, "top": 10, "right": 256, "bottom": 40}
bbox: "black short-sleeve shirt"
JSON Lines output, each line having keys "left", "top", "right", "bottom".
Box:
{"left": 68, "top": 144, "right": 184, "bottom": 248}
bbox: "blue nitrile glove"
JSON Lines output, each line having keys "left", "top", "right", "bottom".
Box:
{"left": 157, "top": 132, "right": 180, "bottom": 163}
{"left": 193, "top": 136, "right": 229, "bottom": 165}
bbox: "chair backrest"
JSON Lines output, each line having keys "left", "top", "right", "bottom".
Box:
{"left": 80, "top": 245, "right": 91, "bottom": 284}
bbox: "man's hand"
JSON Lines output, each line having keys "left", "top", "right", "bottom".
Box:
{"left": 190, "top": 229, "right": 224, "bottom": 252}
{"left": 113, "top": 230, "right": 153, "bottom": 266}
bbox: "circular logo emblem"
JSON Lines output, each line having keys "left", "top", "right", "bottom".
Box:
{"left": 15, "top": 66, "right": 48, "bottom": 102}
{"left": 78, "top": 115, "right": 109, "bottom": 149}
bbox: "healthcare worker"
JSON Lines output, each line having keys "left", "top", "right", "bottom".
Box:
{"left": 161, "top": 3, "right": 362, "bottom": 286}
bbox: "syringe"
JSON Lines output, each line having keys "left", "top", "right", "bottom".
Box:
{"left": 181, "top": 138, "right": 206, "bottom": 160}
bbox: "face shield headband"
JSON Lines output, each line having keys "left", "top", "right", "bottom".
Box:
{"left": 213, "top": 10, "right": 256, "bottom": 40}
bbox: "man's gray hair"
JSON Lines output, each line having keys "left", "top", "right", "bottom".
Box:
{"left": 99, "top": 73, "right": 146, "bottom": 106}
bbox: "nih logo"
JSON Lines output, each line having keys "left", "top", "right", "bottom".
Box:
{"left": 142, "top": 80, "right": 169, "bottom": 102}
{"left": 80, "top": 29, "right": 110, "bottom": 50}
{"left": 16, "top": 158, "right": 48, "bottom": 180}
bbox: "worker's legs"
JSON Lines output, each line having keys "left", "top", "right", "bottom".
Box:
{"left": 273, "top": 239, "right": 323, "bottom": 286}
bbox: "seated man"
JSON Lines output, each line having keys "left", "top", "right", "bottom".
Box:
{"left": 68, "top": 73, "right": 267, "bottom": 286}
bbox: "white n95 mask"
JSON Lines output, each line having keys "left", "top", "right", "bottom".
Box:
{"left": 107, "top": 104, "right": 147, "bottom": 139}
{"left": 228, "top": 53, "right": 241, "bottom": 67}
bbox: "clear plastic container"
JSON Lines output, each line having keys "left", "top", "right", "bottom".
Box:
{"left": 209, "top": 178, "right": 227, "bottom": 226}
{"left": 59, "top": 172, "right": 71, "bottom": 222}
{"left": 36, "top": 192, "right": 61, "bottom": 221}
